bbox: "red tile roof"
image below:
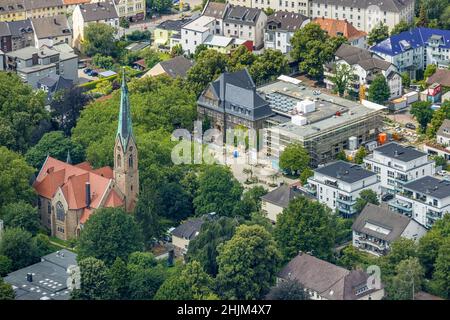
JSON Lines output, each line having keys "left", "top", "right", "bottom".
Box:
{"left": 313, "top": 18, "right": 367, "bottom": 41}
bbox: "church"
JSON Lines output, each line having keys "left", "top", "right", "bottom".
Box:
{"left": 33, "top": 73, "right": 139, "bottom": 241}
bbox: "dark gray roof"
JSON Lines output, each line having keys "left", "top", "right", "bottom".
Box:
{"left": 224, "top": 5, "right": 263, "bottom": 26}
{"left": 261, "top": 184, "right": 309, "bottom": 208}
{"left": 278, "top": 253, "right": 378, "bottom": 300}
{"left": 0, "top": 21, "right": 10, "bottom": 37}
{"left": 158, "top": 55, "right": 193, "bottom": 78}
{"left": 79, "top": 1, "right": 118, "bottom": 22}
{"left": 335, "top": 44, "right": 391, "bottom": 71}
{"left": 437, "top": 119, "right": 450, "bottom": 139}
{"left": 38, "top": 75, "right": 73, "bottom": 95}
{"left": 315, "top": 161, "right": 376, "bottom": 184}
{"left": 156, "top": 18, "right": 191, "bottom": 32}
{"left": 313, "top": 0, "right": 413, "bottom": 12}
{"left": 267, "top": 11, "right": 309, "bottom": 32}
{"left": 0, "top": 0, "right": 25, "bottom": 14}
{"left": 403, "top": 176, "right": 450, "bottom": 200}
{"left": 31, "top": 15, "right": 71, "bottom": 39}
{"left": 6, "top": 19, "right": 33, "bottom": 37}
{"left": 352, "top": 203, "right": 416, "bottom": 242}
{"left": 172, "top": 218, "right": 205, "bottom": 240}
{"left": 4, "top": 249, "right": 77, "bottom": 300}
{"left": 374, "top": 142, "right": 427, "bottom": 162}
{"left": 24, "top": 0, "right": 64, "bottom": 10}
{"left": 202, "top": 1, "right": 227, "bottom": 19}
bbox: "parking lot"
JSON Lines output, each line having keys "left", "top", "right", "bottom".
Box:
{"left": 77, "top": 68, "right": 99, "bottom": 85}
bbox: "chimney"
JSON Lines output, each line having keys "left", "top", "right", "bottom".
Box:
{"left": 27, "top": 273, "right": 33, "bottom": 282}
{"left": 85, "top": 182, "right": 91, "bottom": 208}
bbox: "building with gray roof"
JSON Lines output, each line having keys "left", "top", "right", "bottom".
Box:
{"left": 277, "top": 252, "right": 385, "bottom": 300}
{"left": 4, "top": 249, "right": 77, "bottom": 300}
{"left": 352, "top": 203, "right": 427, "bottom": 256}
{"left": 31, "top": 15, "right": 72, "bottom": 48}
{"left": 144, "top": 55, "right": 193, "bottom": 79}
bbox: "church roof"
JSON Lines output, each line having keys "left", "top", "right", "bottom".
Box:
{"left": 117, "top": 70, "right": 135, "bottom": 150}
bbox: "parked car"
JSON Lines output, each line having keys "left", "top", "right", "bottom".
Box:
{"left": 83, "top": 68, "right": 92, "bottom": 74}
{"left": 405, "top": 123, "right": 416, "bottom": 130}
{"left": 88, "top": 70, "right": 98, "bottom": 77}
{"left": 381, "top": 193, "right": 394, "bottom": 202}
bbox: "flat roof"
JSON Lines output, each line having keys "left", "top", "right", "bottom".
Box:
{"left": 403, "top": 176, "right": 450, "bottom": 199}
{"left": 373, "top": 142, "right": 427, "bottom": 162}
{"left": 182, "top": 15, "right": 215, "bottom": 32}
{"left": 315, "top": 161, "right": 376, "bottom": 184}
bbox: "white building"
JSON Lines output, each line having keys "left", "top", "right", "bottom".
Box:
{"left": 364, "top": 142, "right": 435, "bottom": 195}
{"left": 72, "top": 1, "right": 119, "bottom": 50}
{"left": 30, "top": 15, "right": 72, "bottom": 49}
{"left": 325, "top": 44, "right": 402, "bottom": 100}
{"left": 352, "top": 203, "right": 427, "bottom": 256}
{"left": 265, "top": 11, "right": 309, "bottom": 54}
{"left": 181, "top": 15, "right": 216, "bottom": 55}
{"left": 307, "top": 161, "right": 380, "bottom": 216}
{"left": 424, "top": 119, "right": 450, "bottom": 163}
{"left": 389, "top": 176, "right": 450, "bottom": 228}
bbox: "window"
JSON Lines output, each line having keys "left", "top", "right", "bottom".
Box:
{"left": 117, "top": 154, "right": 121, "bottom": 167}
{"left": 128, "top": 154, "right": 134, "bottom": 168}
{"left": 56, "top": 201, "right": 65, "bottom": 221}
{"left": 48, "top": 202, "right": 51, "bottom": 214}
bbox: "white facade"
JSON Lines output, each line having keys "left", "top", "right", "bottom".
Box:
{"left": 223, "top": 11, "right": 267, "bottom": 49}
{"left": 181, "top": 16, "right": 216, "bottom": 55}
{"left": 265, "top": 15, "right": 310, "bottom": 54}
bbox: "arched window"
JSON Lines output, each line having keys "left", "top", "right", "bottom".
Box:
{"left": 117, "top": 154, "right": 121, "bottom": 167}
{"left": 56, "top": 202, "right": 65, "bottom": 221}
{"left": 128, "top": 154, "right": 133, "bottom": 168}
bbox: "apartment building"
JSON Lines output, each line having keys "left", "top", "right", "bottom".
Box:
{"left": 370, "top": 28, "right": 450, "bottom": 79}
{"left": 390, "top": 176, "right": 450, "bottom": 228}
{"left": 265, "top": 11, "right": 309, "bottom": 54}
{"left": 24, "top": 0, "right": 66, "bottom": 19}
{"left": 313, "top": 17, "right": 367, "bottom": 48}
{"left": 307, "top": 161, "right": 379, "bottom": 216}
{"left": 153, "top": 18, "right": 191, "bottom": 49}
{"left": 352, "top": 203, "right": 427, "bottom": 256}
{"left": 364, "top": 142, "right": 435, "bottom": 195}
{"left": 0, "top": 20, "right": 35, "bottom": 53}
{"left": 31, "top": 15, "right": 72, "bottom": 48}
{"left": 324, "top": 44, "right": 402, "bottom": 100}
{"left": 0, "top": 1, "right": 27, "bottom": 22}
{"left": 181, "top": 15, "right": 216, "bottom": 55}
{"left": 114, "top": 0, "right": 145, "bottom": 21}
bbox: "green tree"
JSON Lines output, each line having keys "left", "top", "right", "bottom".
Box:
{"left": 32, "top": 233, "right": 52, "bottom": 257}
{"left": 426, "top": 101, "right": 450, "bottom": 138}
{"left": 0, "top": 228, "right": 38, "bottom": 270}
{"left": 155, "top": 261, "right": 218, "bottom": 300}
{"left": 0, "top": 255, "right": 12, "bottom": 277}
{"left": 0, "top": 201, "right": 40, "bottom": 235}
{"left": 433, "top": 155, "right": 447, "bottom": 168}
{"left": 186, "top": 216, "right": 240, "bottom": 276}
{"left": 424, "top": 64, "right": 437, "bottom": 79}
{"left": 170, "top": 44, "right": 183, "bottom": 57}
{"left": 274, "top": 196, "right": 335, "bottom": 261}
{"left": 410, "top": 101, "right": 433, "bottom": 133}
{"left": 354, "top": 146, "right": 368, "bottom": 164}
{"left": 336, "top": 150, "right": 348, "bottom": 161}
{"left": 119, "top": 17, "right": 130, "bottom": 29}
{"left": 77, "top": 207, "right": 144, "bottom": 266}
{"left": 429, "top": 238, "right": 450, "bottom": 298}
{"left": 249, "top": 49, "right": 289, "bottom": 85}
{"left": 337, "top": 245, "right": 376, "bottom": 270}
{"left": 228, "top": 45, "right": 255, "bottom": 71}
{"left": 194, "top": 44, "right": 208, "bottom": 60}
{"left": 391, "top": 20, "right": 412, "bottom": 36}
{"left": 328, "top": 63, "right": 356, "bottom": 97}
{"left": 193, "top": 165, "right": 243, "bottom": 217}
{"left": 83, "top": 23, "right": 117, "bottom": 57}
{"left": 421, "top": 0, "right": 449, "bottom": 20}
{"left": 92, "top": 54, "right": 115, "bottom": 69}
{"left": 401, "top": 72, "right": 411, "bottom": 88}
{"left": 25, "top": 131, "right": 85, "bottom": 169}
{"left": 299, "top": 168, "right": 314, "bottom": 185}
{"left": 354, "top": 190, "right": 380, "bottom": 213}
{"left": 0, "top": 278, "right": 15, "bottom": 300}
{"left": 72, "top": 257, "right": 111, "bottom": 300}
{"left": 367, "top": 23, "right": 390, "bottom": 46}
{"left": 216, "top": 225, "right": 281, "bottom": 299}
{"left": 127, "top": 256, "right": 166, "bottom": 300}
{"left": 266, "top": 279, "right": 309, "bottom": 300}
{"left": 368, "top": 74, "right": 390, "bottom": 105}
{"left": 417, "top": 4, "right": 429, "bottom": 27}
{"left": 232, "top": 186, "right": 268, "bottom": 219}
{"left": 279, "top": 143, "right": 310, "bottom": 176}
{"left": 390, "top": 257, "right": 424, "bottom": 300}
{"left": 108, "top": 257, "right": 130, "bottom": 300}
{"left": 440, "top": 6, "right": 450, "bottom": 30}
{"left": 141, "top": 48, "right": 162, "bottom": 69}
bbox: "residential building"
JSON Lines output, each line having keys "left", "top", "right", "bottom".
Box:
{"left": 246, "top": 0, "right": 310, "bottom": 16}
{"left": 261, "top": 79, "right": 385, "bottom": 167}
{"left": 203, "top": 34, "right": 250, "bottom": 54}
{"left": 324, "top": 44, "right": 402, "bottom": 100}
{"left": 63, "top": 0, "right": 91, "bottom": 13}
{"left": 307, "top": 161, "right": 379, "bottom": 216}
{"left": 202, "top": 0, "right": 228, "bottom": 35}
{"left": 171, "top": 218, "right": 205, "bottom": 256}
{"left": 153, "top": 18, "right": 190, "bottom": 49}
{"left": 6, "top": 19, "right": 35, "bottom": 51}
{"left": 265, "top": 11, "right": 310, "bottom": 54}
{"left": 37, "top": 74, "right": 73, "bottom": 104}
{"left": 112, "top": 0, "right": 145, "bottom": 21}
{"left": 23, "top": 0, "right": 66, "bottom": 19}
{"left": 277, "top": 252, "right": 385, "bottom": 300}
{"left": 390, "top": 176, "right": 450, "bottom": 228}
{"left": 31, "top": 15, "right": 72, "bottom": 48}
{"left": 424, "top": 119, "right": 450, "bottom": 163}
{"left": 426, "top": 69, "right": 450, "bottom": 89}
{"left": 364, "top": 142, "right": 435, "bottom": 195}
{"left": 181, "top": 15, "right": 216, "bottom": 55}
{"left": 370, "top": 28, "right": 450, "bottom": 79}
{"left": 4, "top": 250, "right": 77, "bottom": 300}
{"left": 223, "top": 5, "right": 267, "bottom": 50}
{"left": 352, "top": 203, "right": 427, "bottom": 256}
{"left": 32, "top": 73, "right": 138, "bottom": 240}
{"left": 4, "top": 46, "right": 78, "bottom": 88}
{"left": 197, "top": 68, "right": 273, "bottom": 139}
{"left": 313, "top": 17, "right": 367, "bottom": 48}
{"left": 143, "top": 55, "right": 193, "bottom": 79}
{"left": 0, "top": 0, "right": 27, "bottom": 22}
{"left": 0, "top": 21, "right": 11, "bottom": 52}
{"left": 72, "top": 1, "right": 119, "bottom": 50}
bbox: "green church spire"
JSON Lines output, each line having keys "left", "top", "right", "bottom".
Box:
{"left": 117, "top": 69, "right": 134, "bottom": 150}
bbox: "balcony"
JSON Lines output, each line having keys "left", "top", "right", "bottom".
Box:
{"left": 337, "top": 204, "right": 357, "bottom": 216}
{"left": 304, "top": 183, "right": 317, "bottom": 196}
{"left": 337, "top": 196, "right": 356, "bottom": 206}
{"left": 388, "top": 198, "right": 413, "bottom": 217}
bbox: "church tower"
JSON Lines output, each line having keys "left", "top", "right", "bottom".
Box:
{"left": 114, "top": 70, "right": 139, "bottom": 212}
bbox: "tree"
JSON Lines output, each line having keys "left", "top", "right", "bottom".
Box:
{"left": 25, "top": 131, "right": 85, "bottom": 169}
{"left": 216, "top": 225, "right": 281, "bottom": 300}
{"left": 72, "top": 257, "right": 111, "bottom": 300}
{"left": 440, "top": 6, "right": 450, "bottom": 30}
{"left": 186, "top": 216, "right": 240, "bottom": 276}
{"left": 368, "top": 74, "right": 390, "bottom": 105}
{"left": 0, "top": 201, "right": 40, "bottom": 235}
{"left": 367, "top": 23, "right": 389, "bottom": 46}
{"left": 382, "top": 238, "right": 419, "bottom": 280}
{"left": 32, "top": 233, "right": 52, "bottom": 257}
{"left": 424, "top": 64, "right": 437, "bottom": 79}
{"left": 0, "top": 255, "right": 12, "bottom": 277}
{"left": 141, "top": 48, "right": 162, "bottom": 69}
{"left": 193, "top": 165, "right": 243, "bottom": 217}
{"left": 248, "top": 49, "right": 289, "bottom": 85}
{"left": 391, "top": 20, "right": 412, "bottom": 36}
{"left": 328, "top": 63, "right": 356, "bottom": 97}
{"left": 299, "top": 168, "right": 314, "bottom": 185}
{"left": 187, "top": 49, "right": 229, "bottom": 96}
{"left": 108, "top": 257, "right": 130, "bottom": 300}
{"left": 127, "top": 254, "right": 166, "bottom": 300}
{"left": 279, "top": 143, "right": 310, "bottom": 176}
{"left": 170, "top": 44, "right": 183, "bottom": 57}
{"left": 274, "top": 196, "right": 335, "bottom": 261}
{"left": 426, "top": 101, "right": 450, "bottom": 138}
{"left": 410, "top": 101, "right": 433, "bottom": 133}
{"left": 150, "top": 0, "right": 173, "bottom": 13}
{"left": 228, "top": 45, "right": 255, "bottom": 71}
{"left": 417, "top": 4, "right": 429, "bottom": 27}
{"left": 265, "top": 279, "right": 309, "bottom": 300}
{"left": 77, "top": 207, "right": 144, "bottom": 266}
{"left": 92, "top": 54, "right": 115, "bottom": 69}
{"left": 336, "top": 150, "right": 348, "bottom": 161}
{"left": 0, "top": 228, "right": 38, "bottom": 271}
{"left": 354, "top": 190, "right": 380, "bottom": 213}
{"left": 119, "top": 17, "right": 130, "bottom": 29}
{"left": 194, "top": 44, "right": 208, "bottom": 60}
{"left": 421, "top": 0, "right": 449, "bottom": 20}
{"left": 0, "top": 278, "right": 14, "bottom": 300}
{"left": 429, "top": 238, "right": 450, "bottom": 299}
{"left": 390, "top": 258, "right": 424, "bottom": 300}
{"left": 433, "top": 155, "right": 447, "bottom": 168}
{"left": 232, "top": 186, "right": 267, "bottom": 219}
{"left": 354, "top": 146, "right": 368, "bottom": 164}
{"left": 83, "top": 23, "right": 117, "bottom": 57}
{"left": 337, "top": 245, "right": 376, "bottom": 270}
{"left": 50, "top": 86, "right": 92, "bottom": 136}
{"left": 155, "top": 261, "right": 218, "bottom": 300}
{"left": 401, "top": 72, "right": 411, "bottom": 89}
